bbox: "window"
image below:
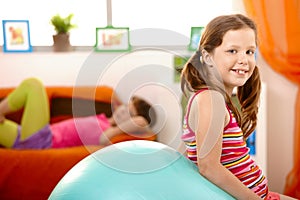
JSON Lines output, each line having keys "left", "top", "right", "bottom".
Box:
{"left": 0, "top": 0, "right": 107, "bottom": 46}
{"left": 0, "top": 0, "right": 233, "bottom": 46}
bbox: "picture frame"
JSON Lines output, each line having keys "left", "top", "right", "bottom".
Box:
{"left": 94, "top": 26, "right": 131, "bottom": 52}
{"left": 173, "top": 55, "right": 190, "bottom": 83}
{"left": 2, "top": 20, "right": 32, "bottom": 52}
{"left": 188, "top": 27, "right": 204, "bottom": 51}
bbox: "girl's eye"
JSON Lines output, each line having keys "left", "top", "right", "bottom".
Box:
{"left": 247, "top": 50, "right": 255, "bottom": 55}
{"left": 227, "top": 49, "right": 237, "bottom": 54}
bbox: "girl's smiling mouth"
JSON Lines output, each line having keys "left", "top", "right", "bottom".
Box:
{"left": 231, "top": 69, "right": 248, "bottom": 75}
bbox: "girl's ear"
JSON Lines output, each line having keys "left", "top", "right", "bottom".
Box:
{"left": 201, "top": 50, "right": 213, "bottom": 66}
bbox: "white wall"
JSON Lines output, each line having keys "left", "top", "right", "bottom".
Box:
{"left": 251, "top": 83, "right": 268, "bottom": 176}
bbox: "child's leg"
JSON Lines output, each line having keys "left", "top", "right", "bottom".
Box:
{"left": 0, "top": 120, "right": 18, "bottom": 147}
{"left": 5, "top": 78, "right": 50, "bottom": 140}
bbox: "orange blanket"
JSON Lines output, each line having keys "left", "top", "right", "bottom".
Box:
{"left": 0, "top": 146, "right": 101, "bottom": 199}
{"left": 0, "top": 85, "right": 156, "bottom": 199}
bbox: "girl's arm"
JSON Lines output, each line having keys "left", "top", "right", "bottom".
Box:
{"left": 193, "top": 90, "right": 261, "bottom": 200}
{"left": 100, "top": 116, "right": 149, "bottom": 145}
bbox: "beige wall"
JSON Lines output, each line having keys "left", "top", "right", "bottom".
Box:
{"left": 257, "top": 55, "right": 297, "bottom": 193}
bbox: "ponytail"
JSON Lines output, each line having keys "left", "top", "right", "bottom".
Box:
{"left": 181, "top": 50, "right": 213, "bottom": 95}
{"left": 237, "top": 66, "right": 261, "bottom": 138}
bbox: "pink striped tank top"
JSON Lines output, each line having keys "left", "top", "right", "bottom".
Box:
{"left": 181, "top": 90, "right": 268, "bottom": 199}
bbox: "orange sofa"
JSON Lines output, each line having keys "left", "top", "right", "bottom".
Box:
{"left": 0, "top": 85, "right": 156, "bottom": 199}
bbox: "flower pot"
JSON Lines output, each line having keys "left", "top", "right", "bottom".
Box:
{"left": 52, "top": 33, "right": 72, "bottom": 52}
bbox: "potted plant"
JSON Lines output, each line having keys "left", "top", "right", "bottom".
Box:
{"left": 50, "top": 13, "right": 76, "bottom": 52}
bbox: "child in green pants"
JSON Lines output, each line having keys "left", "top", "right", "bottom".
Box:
{"left": 0, "top": 78, "right": 155, "bottom": 149}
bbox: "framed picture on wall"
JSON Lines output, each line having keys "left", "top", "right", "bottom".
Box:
{"left": 173, "top": 55, "right": 190, "bottom": 83}
{"left": 94, "top": 26, "right": 131, "bottom": 52}
{"left": 188, "top": 27, "right": 204, "bottom": 51}
{"left": 2, "top": 20, "right": 33, "bottom": 52}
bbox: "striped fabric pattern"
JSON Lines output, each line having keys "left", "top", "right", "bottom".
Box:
{"left": 181, "top": 91, "right": 268, "bottom": 199}
{"left": 222, "top": 112, "right": 268, "bottom": 198}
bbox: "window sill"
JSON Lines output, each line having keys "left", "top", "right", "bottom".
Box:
{"left": 0, "top": 45, "right": 193, "bottom": 53}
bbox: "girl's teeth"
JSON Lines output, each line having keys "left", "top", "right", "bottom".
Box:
{"left": 236, "top": 70, "right": 245, "bottom": 74}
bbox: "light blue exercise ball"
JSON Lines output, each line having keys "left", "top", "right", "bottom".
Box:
{"left": 49, "top": 140, "right": 234, "bottom": 200}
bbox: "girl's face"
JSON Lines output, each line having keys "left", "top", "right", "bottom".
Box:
{"left": 210, "top": 28, "right": 257, "bottom": 94}
{"left": 113, "top": 100, "right": 138, "bottom": 124}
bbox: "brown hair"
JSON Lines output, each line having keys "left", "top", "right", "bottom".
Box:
{"left": 131, "top": 96, "right": 156, "bottom": 128}
{"left": 181, "top": 14, "right": 261, "bottom": 138}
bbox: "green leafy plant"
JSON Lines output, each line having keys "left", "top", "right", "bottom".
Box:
{"left": 50, "top": 14, "right": 76, "bottom": 34}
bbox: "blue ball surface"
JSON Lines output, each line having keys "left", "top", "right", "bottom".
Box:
{"left": 49, "top": 140, "right": 234, "bottom": 199}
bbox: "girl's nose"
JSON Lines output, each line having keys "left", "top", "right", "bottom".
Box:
{"left": 237, "top": 53, "right": 247, "bottom": 65}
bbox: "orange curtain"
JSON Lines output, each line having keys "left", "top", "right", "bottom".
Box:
{"left": 243, "top": 0, "right": 300, "bottom": 198}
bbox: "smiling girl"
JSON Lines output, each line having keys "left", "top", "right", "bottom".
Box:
{"left": 180, "top": 14, "right": 295, "bottom": 200}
